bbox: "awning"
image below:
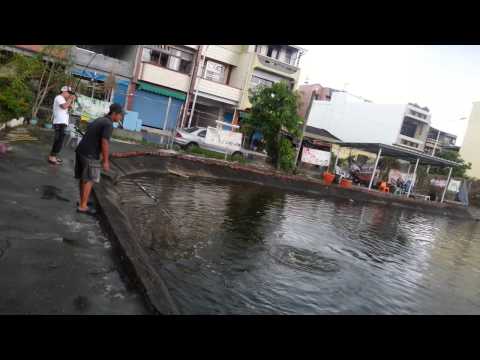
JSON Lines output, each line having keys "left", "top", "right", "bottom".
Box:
{"left": 137, "top": 81, "right": 186, "bottom": 101}
{"left": 337, "top": 142, "right": 460, "bottom": 167}
{"left": 71, "top": 68, "right": 130, "bottom": 86}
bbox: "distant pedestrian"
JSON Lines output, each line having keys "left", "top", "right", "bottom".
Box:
{"left": 75, "top": 103, "right": 124, "bottom": 215}
{"left": 48, "top": 86, "right": 76, "bottom": 165}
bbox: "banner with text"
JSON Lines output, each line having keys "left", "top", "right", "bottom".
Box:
{"left": 205, "top": 127, "right": 242, "bottom": 151}
{"left": 72, "top": 94, "right": 111, "bottom": 122}
{"left": 301, "top": 147, "right": 331, "bottom": 167}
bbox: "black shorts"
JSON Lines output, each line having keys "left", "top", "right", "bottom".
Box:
{"left": 75, "top": 152, "right": 101, "bottom": 183}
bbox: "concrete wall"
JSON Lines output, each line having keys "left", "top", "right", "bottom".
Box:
{"left": 73, "top": 47, "right": 133, "bottom": 79}
{"left": 195, "top": 78, "right": 242, "bottom": 105}
{"left": 461, "top": 101, "right": 480, "bottom": 179}
{"left": 205, "top": 45, "right": 243, "bottom": 66}
{"left": 139, "top": 63, "right": 190, "bottom": 92}
{"left": 307, "top": 92, "right": 406, "bottom": 145}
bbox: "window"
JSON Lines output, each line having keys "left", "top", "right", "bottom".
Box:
{"left": 409, "top": 109, "right": 427, "bottom": 119}
{"left": 266, "top": 45, "right": 281, "bottom": 59}
{"left": 250, "top": 75, "right": 274, "bottom": 89}
{"left": 401, "top": 139, "right": 419, "bottom": 148}
{"left": 198, "top": 130, "right": 206, "bottom": 138}
{"left": 202, "top": 60, "right": 227, "bottom": 83}
{"left": 401, "top": 120, "right": 417, "bottom": 138}
{"left": 142, "top": 46, "right": 194, "bottom": 74}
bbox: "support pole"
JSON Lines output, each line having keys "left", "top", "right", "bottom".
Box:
{"left": 163, "top": 97, "right": 172, "bottom": 130}
{"left": 187, "top": 45, "right": 208, "bottom": 128}
{"left": 334, "top": 148, "right": 340, "bottom": 169}
{"left": 294, "top": 89, "right": 317, "bottom": 168}
{"left": 407, "top": 157, "right": 420, "bottom": 198}
{"left": 368, "top": 147, "right": 382, "bottom": 190}
{"left": 440, "top": 167, "right": 453, "bottom": 203}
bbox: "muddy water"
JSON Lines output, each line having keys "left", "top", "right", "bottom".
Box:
{"left": 117, "top": 173, "right": 480, "bottom": 314}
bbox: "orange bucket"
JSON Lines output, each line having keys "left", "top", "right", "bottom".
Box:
{"left": 323, "top": 172, "right": 335, "bottom": 185}
{"left": 340, "top": 178, "right": 352, "bottom": 189}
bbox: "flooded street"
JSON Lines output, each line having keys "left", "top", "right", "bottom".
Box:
{"left": 117, "top": 173, "right": 480, "bottom": 314}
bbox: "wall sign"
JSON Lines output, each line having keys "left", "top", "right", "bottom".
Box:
{"left": 301, "top": 147, "right": 331, "bottom": 167}
{"left": 205, "top": 127, "right": 242, "bottom": 151}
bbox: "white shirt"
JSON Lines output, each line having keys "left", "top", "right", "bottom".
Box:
{"left": 52, "top": 95, "right": 69, "bottom": 125}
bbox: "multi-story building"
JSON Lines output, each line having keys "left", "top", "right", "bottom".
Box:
{"left": 460, "top": 101, "right": 480, "bottom": 178}
{"left": 424, "top": 126, "right": 458, "bottom": 155}
{"left": 1, "top": 45, "right": 306, "bottom": 134}
{"left": 306, "top": 91, "right": 432, "bottom": 152}
{"left": 1, "top": 45, "right": 137, "bottom": 110}
{"left": 127, "top": 45, "right": 306, "bottom": 132}
{"left": 298, "top": 83, "right": 332, "bottom": 119}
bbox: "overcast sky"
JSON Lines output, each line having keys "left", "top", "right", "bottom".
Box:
{"left": 298, "top": 45, "right": 480, "bottom": 145}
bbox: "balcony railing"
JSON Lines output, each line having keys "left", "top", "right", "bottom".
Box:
{"left": 195, "top": 78, "right": 242, "bottom": 104}
{"left": 256, "top": 54, "right": 299, "bottom": 75}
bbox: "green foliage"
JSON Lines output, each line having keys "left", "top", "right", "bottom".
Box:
{"left": 0, "top": 54, "right": 36, "bottom": 122}
{"left": 430, "top": 149, "right": 471, "bottom": 178}
{"left": 0, "top": 46, "right": 73, "bottom": 123}
{"left": 243, "top": 82, "right": 303, "bottom": 171}
{"left": 278, "top": 138, "right": 296, "bottom": 172}
{"left": 183, "top": 146, "right": 247, "bottom": 164}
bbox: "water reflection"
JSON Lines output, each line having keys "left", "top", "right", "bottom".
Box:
{"left": 117, "top": 173, "right": 480, "bottom": 314}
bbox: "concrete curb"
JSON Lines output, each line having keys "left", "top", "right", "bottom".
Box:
{"left": 94, "top": 179, "right": 180, "bottom": 315}
{"left": 110, "top": 149, "right": 473, "bottom": 220}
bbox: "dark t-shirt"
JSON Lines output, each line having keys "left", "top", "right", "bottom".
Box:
{"left": 76, "top": 116, "right": 113, "bottom": 160}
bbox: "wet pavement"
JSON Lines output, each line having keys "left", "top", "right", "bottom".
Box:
{"left": 0, "top": 127, "right": 149, "bottom": 314}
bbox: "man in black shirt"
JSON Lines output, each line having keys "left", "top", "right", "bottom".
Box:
{"left": 75, "top": 103, "right": 124, "bottom": 215}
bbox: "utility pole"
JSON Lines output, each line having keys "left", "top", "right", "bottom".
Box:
{"left": 187, "top": 45, "right": 209, "bottom": 129}
{"left": 180, "top": 46, "right": 203, "bottom": 128}
{"left": 294, "top": 89, "right": 317, "bottom": 168}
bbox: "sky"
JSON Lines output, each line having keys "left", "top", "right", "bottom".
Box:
{"left": 298, "top": 45, "right": 480, "bottom": 145}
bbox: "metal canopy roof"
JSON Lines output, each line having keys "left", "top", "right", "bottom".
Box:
{"left": 337, "top": 142, "right": 460, "bottom": 167}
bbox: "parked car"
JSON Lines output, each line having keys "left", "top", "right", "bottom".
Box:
{"left": 174, "top": 127, "right": 246, "bottom": 160}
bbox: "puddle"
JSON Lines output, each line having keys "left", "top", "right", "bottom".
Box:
{"left": 41, "top": 185, "right": 70, "bottom": 202}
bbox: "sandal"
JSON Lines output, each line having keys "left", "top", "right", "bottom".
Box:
{"left": 76, "top": 207, "right": 97, "bottom": 216}
{"left": 56, "top": 158, "right": 63, "bottom": 163}
{"left": 48, "top": 158, "right": 60, "bottom": 165}
{"left": 76, "top": 201, "right": 94, "bottom": 207}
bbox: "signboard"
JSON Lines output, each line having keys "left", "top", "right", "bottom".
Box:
{"left": 205, "top": 127, "right": 242, "bottom": 151}
{"left": 72, "top": 94, "right": 111, "bottom": 122}
{"left": 301, "top": 147, "right": 331, "bottom": 167}
{"left": 448, "top": 180, "right": 461, "bottom": 193}
{"left": 204, "top": 61, "right": 226, "bottom": 83}
{"left": 388, "top": 169, "right": 416, "bottom": 184}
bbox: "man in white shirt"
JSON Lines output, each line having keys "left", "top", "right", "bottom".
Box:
{"left": 48, "top": 85, "right": 76, "bottom": 165}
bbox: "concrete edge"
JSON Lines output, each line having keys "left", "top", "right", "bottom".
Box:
{"left": 93, "top": 180, "right": 180, "bottom": 315}
{"left": 110, "top": 150, "right": 473, "bottom": 220}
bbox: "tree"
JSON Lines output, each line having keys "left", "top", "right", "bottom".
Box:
{"left": 0, "top": 53, "right": 35, "bottom": 123}
{"left": 431, "top": 149, "right": 472, "bottom": 178}
{"left": 0, "top": 45, "right": 73, "bottom": 123}
{"left": 243, "top": 82, "right": 303, "bottom": 171}
{"left": 29, "top": 45, "right": 73, "bottom": 120}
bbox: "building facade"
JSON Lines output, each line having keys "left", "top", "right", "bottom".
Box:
{"left": 298, "top": 83, "right": 332, "bottom": 119}
{"left": 3, "top": 45, "right": 306, "bottom": 133}
{"left": 306, "top": 91, "right": 432, "bottom": 152}
{"left": 127, "top": 45, "right": 306, "bottom": 132}
{"left": 3, "top": 45, "right": 137, "bottom": 111}
{"left": 424, "top": 126, "right": 458, "bottom": 155}
{"left": 460, "top": 101, "right": 480, "bottom": 179}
